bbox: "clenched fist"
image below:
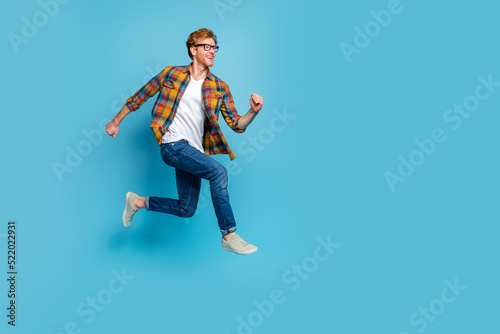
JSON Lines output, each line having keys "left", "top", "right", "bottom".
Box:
{"left": 105, "top": 120, "right": 119, "bottom": 138}
{"left": 250, "top": 93, "right": 263, "bottom": 113}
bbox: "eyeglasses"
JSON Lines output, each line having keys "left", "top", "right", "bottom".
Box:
{"left": 194, "top": 44, "right": 219, "bottom": 52}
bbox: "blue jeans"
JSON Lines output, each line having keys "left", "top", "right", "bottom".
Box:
{"left": 145, "top": 139, "right": 237, "bottom": 235}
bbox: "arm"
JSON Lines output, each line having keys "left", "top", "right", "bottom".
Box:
{"left": 105, "top": 104, "right": 132, "bottom": 138}
{"left": 105, "top": 68, "right": 166, "bottom": 138}
{"left": 220, "top": 82, "right": 263, "bottom": 131}
{"left": 236, "top": 94, "right": 263, "bottom": 130}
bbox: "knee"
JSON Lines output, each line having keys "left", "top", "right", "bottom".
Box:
{"left": 178, "top": 202, "right": 197, "bottom": 218}
{"left": 181, "top": 209, "right": 196, "bottom": 218}
{"left": 212, "top": 165, "right": 228, "bottom": 187}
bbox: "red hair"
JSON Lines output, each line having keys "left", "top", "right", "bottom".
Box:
{"left": 186, "top": 28, "right": 218, "bottom": 59}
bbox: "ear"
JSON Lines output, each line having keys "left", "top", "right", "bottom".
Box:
{"left": 190, "top": 45, "right": 196, "bottom": 57}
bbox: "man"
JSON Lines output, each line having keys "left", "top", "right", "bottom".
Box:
{"left": 105, "top": 28, "right": 263, "bottom": 255}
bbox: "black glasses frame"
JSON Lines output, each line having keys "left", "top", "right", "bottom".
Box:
{"left": 194, "top": 44, "right": 219, "bottom": 52}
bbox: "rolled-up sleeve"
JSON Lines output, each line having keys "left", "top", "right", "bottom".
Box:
{"left": 126, "top": 68, "right": 166, "bottom": 111}
{"left": 220, "top": 83, "right": 245, "bottom": 133}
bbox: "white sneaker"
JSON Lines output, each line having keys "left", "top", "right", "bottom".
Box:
{"left": 222, "top": 233, "right": 258, "bottom": 255}
{"left": 122, "top": 192, "right": 138, "bottom": 228}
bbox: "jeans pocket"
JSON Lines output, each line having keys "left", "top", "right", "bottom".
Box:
{"left": 170, "top": 140, "right": 190, "bottom": 154}
{"left": 160, "top": 144, "right": 179, "bottom": 168}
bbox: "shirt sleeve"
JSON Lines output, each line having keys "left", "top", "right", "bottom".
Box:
{"left": 220, "top": 83, "right": 246, "bottom": 133}
{"left": 126, "top": 68, "right": 166, "bottom": 111}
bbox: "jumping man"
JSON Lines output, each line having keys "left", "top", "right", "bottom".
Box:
{"left": 105, "top": 28, "right": 263, "bottom": 255}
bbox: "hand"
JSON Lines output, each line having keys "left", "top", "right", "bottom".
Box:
{"left": 250, "top": 93, "right": 263, "bottom": 113}
{"left": 105, "top": 120, "right": 119, "bottom": 138}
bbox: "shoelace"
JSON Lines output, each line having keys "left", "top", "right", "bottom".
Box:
{"left": 232, "top": 236, "right": 248, "bottom": 247}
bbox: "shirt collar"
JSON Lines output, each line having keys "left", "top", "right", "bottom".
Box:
{"left": 184, "top": 62, "right": 215, "bottom": 81}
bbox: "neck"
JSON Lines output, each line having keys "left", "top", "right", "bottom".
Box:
{"left": 190, "top": 61, "right": 209, "bottom": 81}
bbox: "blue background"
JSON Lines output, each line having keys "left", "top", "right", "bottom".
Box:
{"left": 1, "top": 0, "right": 499, "bottom": 333}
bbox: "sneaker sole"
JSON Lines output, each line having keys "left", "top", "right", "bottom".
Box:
{"left": 122, "top": 192, "right": 133, "bottom": 228}
{"left": 222, "top": 246, "right": 258, "bottom": 255}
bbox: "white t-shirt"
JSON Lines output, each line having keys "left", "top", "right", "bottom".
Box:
{"left": 162, "top": 75, "right": 207, "bottom": 153}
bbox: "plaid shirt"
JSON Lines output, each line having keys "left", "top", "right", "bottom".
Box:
{"left": 126, "top": 63, "right": 245, "bottom": 160}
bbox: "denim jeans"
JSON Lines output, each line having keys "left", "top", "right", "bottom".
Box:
{"left": 145, "top": 139, "right": 237, "bottom": 235}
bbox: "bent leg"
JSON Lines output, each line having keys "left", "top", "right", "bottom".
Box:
{"left": 146, "top": 168, "right": 201, "bottom": 218}
{"left": 148, "top": 140, "right": 237, "bottom": 234}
